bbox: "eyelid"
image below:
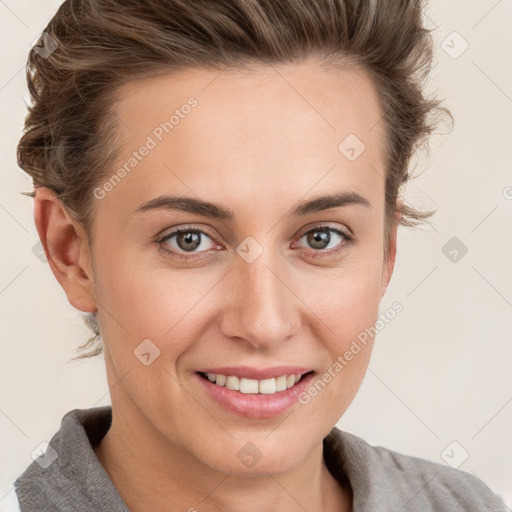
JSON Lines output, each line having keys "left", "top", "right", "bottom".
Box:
{"left": 157, "top": 224, "right": 218, "bottom": 242}
{"left": 294, "top": 221, "right": 353, "bottom": 242}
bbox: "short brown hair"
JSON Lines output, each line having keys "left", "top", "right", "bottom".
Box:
{"left": 17, "top": 0, "right": 453, "bottom": 360}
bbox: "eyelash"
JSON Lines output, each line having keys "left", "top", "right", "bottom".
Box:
{"left": 156, "top": 224, "right": 355, "bottom": 260}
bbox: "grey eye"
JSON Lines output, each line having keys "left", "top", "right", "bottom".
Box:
{"left": 300, "top": 228, "right": 345, "bottom": 251}
{"left": 162, "top": 229, "right": 216, "bottom": 253}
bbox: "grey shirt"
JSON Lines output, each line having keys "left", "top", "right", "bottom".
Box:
{"left": 12, "top": 406, "right": 507, "bottom": 511}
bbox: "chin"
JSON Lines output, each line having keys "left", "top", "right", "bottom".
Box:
{"left": 193, "top": 437, "right": 307, "bottom": 478}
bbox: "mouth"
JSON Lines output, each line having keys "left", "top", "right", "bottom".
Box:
{"left": 196, "top": 370, "right": 315, "bottom": 395}
{"left": 194, "top": 369, "right": 316, "bottom": 419}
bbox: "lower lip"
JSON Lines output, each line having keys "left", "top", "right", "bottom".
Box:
{"left": 194, "top": 371, "right": 315, "bottom": 419}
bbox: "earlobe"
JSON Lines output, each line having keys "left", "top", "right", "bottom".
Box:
{"left": 33, "top": 187, "right": 97, "bottom": 313}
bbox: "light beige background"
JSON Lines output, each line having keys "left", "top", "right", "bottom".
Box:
{"left": 1, "top": 0, "right": 511, "bottom": 507}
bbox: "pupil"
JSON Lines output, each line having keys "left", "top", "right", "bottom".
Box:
{"left": 178, "top": 231, "right": 200, "bottom": 251}
{"left": 308, "top": 229, "right": 329, "bottom": 249}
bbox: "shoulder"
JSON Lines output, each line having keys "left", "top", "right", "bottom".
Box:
{"left": 11, "top": 406, "right": 116, "bottom": 511}
{"left": 325, "top": 427, "right": 508, "bottom": 511}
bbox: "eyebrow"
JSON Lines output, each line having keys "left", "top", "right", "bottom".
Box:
{"left": 133, "top": 190, "right": 371, "bottom": 219}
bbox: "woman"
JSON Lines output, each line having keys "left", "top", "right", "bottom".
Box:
{"left": 8, "top": 0, "right": 506, "bottom": 510}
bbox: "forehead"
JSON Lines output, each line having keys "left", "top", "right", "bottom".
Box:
{"left": 112, "top": 61, "right": 384, "bottom": 148}
{"left": 100, "top": 61, "right": 386, "bottom": 220}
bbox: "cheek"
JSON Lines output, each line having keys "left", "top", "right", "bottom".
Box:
{"left": 296, "top": 256, "right": 384, "bottom": 340}
{"left": 94, "top": 250, "right": 221, "bottom": 366}
{"left": 293, "top": 264, "right": 383, "bottom": 424}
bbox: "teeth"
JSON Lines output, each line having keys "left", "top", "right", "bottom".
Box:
{"left": 276, "top": 375, "right": 287, "bottom": 391}
{"left": 259, "top": 378, "right": 276, "bottom": 394}
{"left": 203, "top": 372, "right": 308, "bottom": 394}
{"left": 226, "top": 375, "right": 239, "bottom": 391}
{"left": 240, "top": 378, "right": 259, "bottom": 394}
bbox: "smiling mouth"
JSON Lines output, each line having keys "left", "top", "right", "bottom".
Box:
{"left": 197, "top": 370, "right": 315, "bottom": 395}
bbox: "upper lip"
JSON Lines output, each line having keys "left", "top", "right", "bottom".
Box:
{"left": 195, "top": 366, "right": 314, "bottom": 380}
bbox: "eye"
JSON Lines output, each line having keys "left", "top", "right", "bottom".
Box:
{"left": 294, "top": 224, "right": 354, "bottom": 257}
{"left": 157, "top": 227, "right": 221, "bottom": 259}
{"left": 156, "top": 223, "right": 354, "bottom": 261}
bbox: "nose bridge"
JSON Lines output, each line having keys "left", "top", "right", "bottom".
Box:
{"left": 222, "top": 248, "right": 300, "bottom": 348}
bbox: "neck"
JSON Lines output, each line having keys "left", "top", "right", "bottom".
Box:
{"left": 93, "top": 400, "right": 352, "bottom": 512}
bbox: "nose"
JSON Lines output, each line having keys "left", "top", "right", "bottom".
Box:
{"left": 219, "top": 251, "right": 301, "bottom": 350}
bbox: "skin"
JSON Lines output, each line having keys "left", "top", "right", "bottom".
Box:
{"left": 34, "top": 60, "right": 400, "bottom": 512}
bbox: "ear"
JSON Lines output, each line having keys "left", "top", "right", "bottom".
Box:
{"left": 33, "top": 186, "right": 97, "bottom": 313}
{"left": 380, "top": 199, "right": 401, "bottom": 299}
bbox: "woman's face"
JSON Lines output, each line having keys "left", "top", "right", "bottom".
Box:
{"left": 86, "top": 60, "right": 397, "bottom": 475}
